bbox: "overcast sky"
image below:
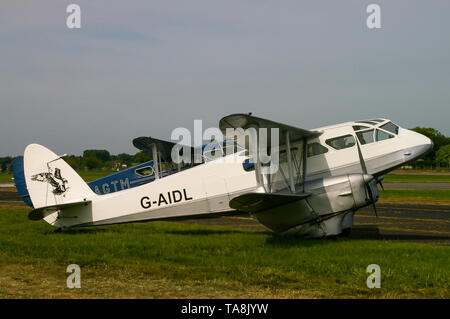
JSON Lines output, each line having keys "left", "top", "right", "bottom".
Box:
{"left": 0, "top": 1, "right": 449, "bottom": 156}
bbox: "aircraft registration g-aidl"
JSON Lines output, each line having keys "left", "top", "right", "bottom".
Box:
{"left": 22, "top": 114, "right": 432, "bottom": 237}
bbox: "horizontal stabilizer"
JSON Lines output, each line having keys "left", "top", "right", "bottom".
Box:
{"left": 28, "top": 200, "right": 91, "bottom": 221}
{"left": 229, "top": 192, "right": 311, "bottom": 213}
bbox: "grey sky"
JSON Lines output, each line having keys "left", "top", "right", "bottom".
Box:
{"left": 0, "top": 1, "right": 449, "bottom": 156}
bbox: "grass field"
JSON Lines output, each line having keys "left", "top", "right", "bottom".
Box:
{"left": 78, "top": 171, "right": 116, "bottom": 182}
{"left": 0, "top": 174, "right": 13, "bottom": 183}
{"left": 0, "top": 206, "right": 448, "bottom": 298}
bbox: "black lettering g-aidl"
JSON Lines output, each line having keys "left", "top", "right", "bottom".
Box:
{"left": 183, "top": 189, "right": 193, "bottom": 201}
{"left": 172, "top": 190, "right": 183, "bottom": 203}
{"left": 141, "top": 196, "right": 151, "bottom": 209}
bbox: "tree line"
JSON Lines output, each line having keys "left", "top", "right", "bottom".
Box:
{"left": 410, "top": 127, "right": 450, "bottom": 169}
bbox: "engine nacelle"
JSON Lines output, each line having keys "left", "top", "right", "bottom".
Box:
{"left": 305, "top": 173, "right": 378, "bottom": 215}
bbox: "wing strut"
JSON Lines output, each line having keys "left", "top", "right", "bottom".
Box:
{"left": 302, "top": 137, "right": 307, "bottom": 192}
{"left": 286, "top": 131, "right": 295, "bottom": 193}
{"left": 151, "top": 142, "right": 160, "bottom": 179}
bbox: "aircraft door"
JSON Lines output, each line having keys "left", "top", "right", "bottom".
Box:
{"left": 203, "top": 176, "right": 230, "bottom": 212}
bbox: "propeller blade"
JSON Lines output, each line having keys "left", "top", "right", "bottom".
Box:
{"left": 356, "top": 139, "right": 368, "bottom": 175}
{"left": 367, "top": 184, "right": 378, "bottom": 218}
{"left": 378, "top": 181, "right": 384, "bottom": 191}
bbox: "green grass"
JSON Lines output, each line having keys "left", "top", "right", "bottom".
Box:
{"left": 379, "top": 189, "right": 450, "bottom": 202}
{"left": 77, "top": 171, "right": 116, "bottom": 182}
{"left": 383, "top": 174, "right": 450, "bottom": 183}
{"left": 0, "top": 174, "right": 13, "bottom": 182}
{"left": 0, "top": 207, "right": 448, "bottom": 298}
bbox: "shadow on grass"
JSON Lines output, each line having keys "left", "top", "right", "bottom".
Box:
{"left": 264, "top": 225, "right": 450, "bottom": 247}
{"left": 264, "top": 233, "right": 343, "bottom": 247}
{"left": 350, "top": 225, "right": 450, "bottom": 243}
{"left": 47, "top": 227, "right": 110, "bottom": 235}
{"left": 165, "top": 229, "right": 270, "bottom": 236}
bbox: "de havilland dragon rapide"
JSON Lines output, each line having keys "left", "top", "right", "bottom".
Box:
{"left": 17, "top": 114, "right": 432, "bottom": 238}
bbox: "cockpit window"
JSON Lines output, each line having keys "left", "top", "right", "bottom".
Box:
{"left": 356, "top": 129, "right": 375, "bottom": 145}
{"left": 376, "top": 129, "right": 394, "bottom": 141}
{"left": 135, "top": 166, "right": 154, "bottom": 177}
{"left": 380, "top": 122, "right": 399, "bottom": 135}
{"left": 307, "top": 143, "right": 329, "bottom": 157}
{"left": 325, "top": 135, "right": 356, "bottom": 150}
{"left": 353, "top": 125, "right": 370, "bottom": 131}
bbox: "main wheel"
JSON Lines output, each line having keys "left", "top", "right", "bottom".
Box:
{"left": 340, "top": 228, "right": 352, "bottom": 237}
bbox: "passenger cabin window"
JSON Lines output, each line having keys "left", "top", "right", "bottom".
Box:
{"left": 380, "top": 122, "right": 399, "bottom": 135}
{"left": 307, "top": 143, "right": 329, "bottom": 157}
{"left": 376, "top": 129, "right": 394, "bottom": 141}
{"left": 356, "top": 129, "right": 375, "bottom": 145}
{"left": 242, "top": 159, "right": 255, "bottom": 171}
{"left": 279, "top": 148, "right": 299, "bottom": 162}
{"left": 135, "top": 166, "right": 154, "bottom": 177}
{"left": 325, "top": 135, "right": 356, "bottom": 150}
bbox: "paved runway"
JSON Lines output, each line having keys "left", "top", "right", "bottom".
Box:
{"left": 1, "top": 187, "right": 449, "bottom": 245}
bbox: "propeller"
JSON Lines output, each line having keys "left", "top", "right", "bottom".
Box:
{"left": 356, "top": 140, "right": 378, "bottom": 218}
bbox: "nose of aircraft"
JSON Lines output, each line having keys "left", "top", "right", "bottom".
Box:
{"left": 402, "top": 129, "right": 433, "bottom": 162}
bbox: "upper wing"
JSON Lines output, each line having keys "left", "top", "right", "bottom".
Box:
{"left": 219, "top": 113, "right": 322, "bottom": 146}
{"left": 133, "top": 136, "right": 181, "bottom": 163}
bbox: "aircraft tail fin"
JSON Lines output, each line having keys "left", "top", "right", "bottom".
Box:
{"left": 23, "top": 144, "right": 96, "bottom": 209}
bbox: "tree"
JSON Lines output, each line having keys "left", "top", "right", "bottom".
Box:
{"left": 116, "top": 153, "right": 136, "bottom": 166}
{"left": 435, "top": 144, "right": 450, "bottom": 168}
{"left": 83, "top": 150, "right": 111, "bottom": 162}
{"left": 135, "top": 151, "right": 152, "bottom": 164}
{"left": 65, "top": 155, "right": 82, "bottom": 170}
{"left": 82, "top": 157, "right": 103, "bottom": 170}
{"left": 0, "top": 157, "right": 12, "bottom": 173}
{"left": 410, "top": 127, "right": 449, "bottom": 167}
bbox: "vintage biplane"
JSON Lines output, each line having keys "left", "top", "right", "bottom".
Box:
{"left": 20, "top": 114, "right": 432, "bottom": 237}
